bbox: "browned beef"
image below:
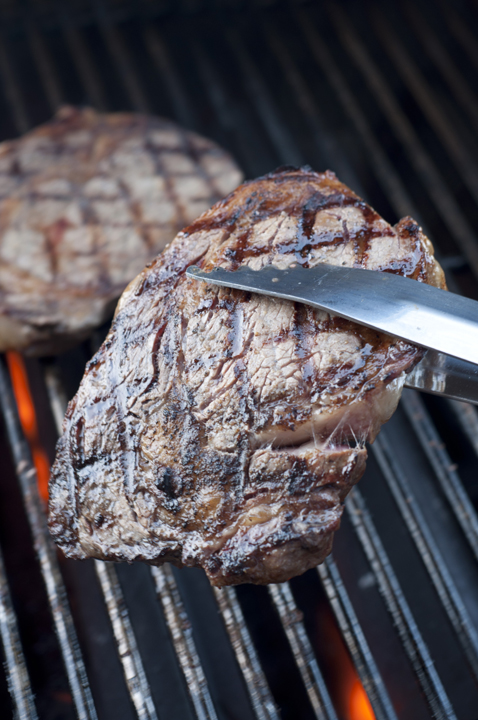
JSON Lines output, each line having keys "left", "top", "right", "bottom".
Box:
{"left": 49, "top": 167, "right": 445, "bottom": 586}
{"left": 0, "top": 106, "right": 242, "bottom": 355}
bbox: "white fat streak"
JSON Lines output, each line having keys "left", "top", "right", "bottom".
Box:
{"left": 231, "top": 304, "right": 244, "bottom": 357}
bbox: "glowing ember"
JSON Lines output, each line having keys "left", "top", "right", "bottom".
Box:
{"left": 6, "top": 351, "right": 50, "bottom": 502}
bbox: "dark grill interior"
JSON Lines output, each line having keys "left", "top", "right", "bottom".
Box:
{"left": 1, "top": 1, "right": 478, "bottom": 718}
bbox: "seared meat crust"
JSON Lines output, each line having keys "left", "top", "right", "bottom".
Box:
{"left": 49, "top": 167, "right": 445, "bottom": 586}
{"left": 0, "top": 106, "right": 242, "bottom": 355}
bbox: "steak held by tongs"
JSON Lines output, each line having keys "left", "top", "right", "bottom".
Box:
{"left": 49, "top": 167, "right": 445, "bottom": 586}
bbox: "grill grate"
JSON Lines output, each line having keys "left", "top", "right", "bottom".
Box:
{"left": 1, "top": 1, "right": 478, "bottom": 718}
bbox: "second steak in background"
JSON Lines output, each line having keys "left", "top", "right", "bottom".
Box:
{"left": 0, "top": 106, "right": 243, "bottom": 355}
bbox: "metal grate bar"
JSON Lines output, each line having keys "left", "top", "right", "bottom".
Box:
{"left": 401, "top": 390, "right": 478, "bottom": 562}
{"left": 448, "top": 398, "right": 478, "bottom": 459}
{"left": 326, "top": 3, "right": 478, "bottom": 279}
{"left": 268, "top": 583, "right": 338, "bottom": 720}
{"left": 263, "top": 19, "right": 362, "bottom": 194}
{"left": 25, "top": 23, "right": 63, "bottom": 112}
{"left": 317, "top": 557, "right": 398, "bottom": 720}
{"left": 0, "top": 32, "right": 29, "bottom": 133}
{"left": 190, "top": 39, "right": 262, "bottom": 175}
{"left": 372, "top": 433, "right": 478, "bottom": 681}
{"left": 95, "top": 562, "right": 158, "bottom": 720}
{"left": 226, "top": 28, "right": 303, "bottom": 167}
{"left": 213, "top": 586, "right": 279, "bottom": 720}
{"left": 295, "top": 8, "right": 417, "bottom": 222}
{"left": 404, "top": 3, "right": 478, "bottom": 132}
{"left": 372, "top": 8, "right": 478, "bottom": 209}
{"left": 143, "top": 24, "right": 195, "bottom": 128}
{"left": 0, "top": 359, "right": 98, "bottom": 720}
{"left": 151, "top": 565, "right": 218, "bottom": 720}
{"left": 44, "top": 364, "right": 163, "bottom": 720}
{"left": 97, "top": 6, "right": 149, "bottom": 113}
{"left": 61, "top": 19, "right": 107, "bottom": 110}
{"left": 443, "top": 2, "right": 478, "bottom": 78}
{"left": 346, "top": 488, "right": 457, "bottom": 720}
{"left": 0, "top": 545, "right": 38, "bottom": 720}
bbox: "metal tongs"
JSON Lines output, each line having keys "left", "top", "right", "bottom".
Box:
{"left": 186, "top": 263, "right": 478, "bottom": 405}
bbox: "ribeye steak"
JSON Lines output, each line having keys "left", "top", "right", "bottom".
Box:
{"left": 49, "top": 167, "right": 445, "bottom": 586}
{"left": 0, "top": 106, "right": 242, "bottom": 355}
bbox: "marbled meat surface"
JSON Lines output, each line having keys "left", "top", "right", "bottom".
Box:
{"left": 49, "top": 167, "right": 445, "bottom": 586}
{"left": 0, "top": 106, "right": 242, "bottom": 355}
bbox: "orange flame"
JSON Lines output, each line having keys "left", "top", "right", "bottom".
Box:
{"left": 317, "top": 598, "right": 376, "bottom": 720}
{"left": 6, "top": 351, "right": 50, "bottom": 502}
{"left": 349, "top": 678, "right": 375, "bottom": 720}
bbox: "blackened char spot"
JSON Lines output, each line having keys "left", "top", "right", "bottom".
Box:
{"left": 155, "top": 466, "right": 183, "bottom": 512}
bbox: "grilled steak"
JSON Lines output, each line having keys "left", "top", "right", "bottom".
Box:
{"left": 0, "top": 106, "right": 242, "bottom": 355}
{"left": 49, "top": 167, "right": 445, "bottom": 586}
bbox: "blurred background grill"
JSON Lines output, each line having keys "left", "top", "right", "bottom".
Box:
{"left": 1, "top": 0, "right": 478, "bottom": 718}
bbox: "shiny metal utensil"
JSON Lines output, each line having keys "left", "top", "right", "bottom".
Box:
{"left": 186, "top": 263, "right": 478, "bottom": 404}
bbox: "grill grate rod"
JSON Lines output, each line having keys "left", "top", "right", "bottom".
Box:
{"left": 401, "top": 390, "right": 478, "bottom": 563}
{"left": 295, "top": 8, "right": 418, "bottom": 223}
{"left": 268, "top": 583, "right": 338, "bottom": 720}
{"left": 151, "top": 566, "right": 218, "bottom": 720}
{"left": 346, "top": 488, "right": 457, "bottom": 720}
{"left": 444, "top": 3, "right": 478, "bottom": 79}
{"left": 318, "top": 557, "right": 398, "bottom": 720}
{"left": 0, "top": 544, "right": 38, "bottom": 720}
{"left": 448, "top": 398, "right": 478, "bottom": 459}
{"left": 25, "top": 20, "right": 63, "bottom": 112}
{"left": 373, "top": 433, "right": 478, "bottom": 682}
{"left": 263, "top": 18, "right": 362, "bottom": 194}
{"left": 96, "top": 2, "right": 149, "bottom": 114}
{"left": 226, "top": 28, "right": 303, "bottom": 167}
{"left": 95, "top": 562, "right": 158, "bottom": 720}
{"left": 0, "top": 359, "right": 98, "bottom": 720}
{"left": 213, "top": 587, "right": 279, "bottom": 720}
{"left": 190, "top": 39, "right": 262, "bottom": 178}
{"left": 143, "top": 25, "right": 195, "bottom": 129}
{"left": 326, "top": 3, "right": 478, "bottom": 280}
{"left": 405, "top": 3, "right": 478, "bottom": 132}
{"left": 372, "top": 8, "right": 478, "bottom": 210}
{"left": 61, "top": 14, "right": 107, "bottom": 111}
{"left": 0, "top": 32, "right": 29, "bottom": 133}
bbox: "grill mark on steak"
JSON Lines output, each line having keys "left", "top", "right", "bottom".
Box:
{"left": 49, "top": 167, "right": 446, "bottom": 586}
